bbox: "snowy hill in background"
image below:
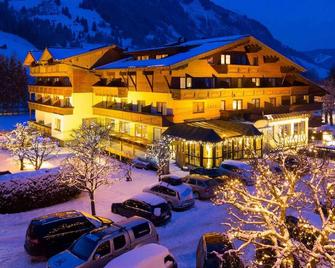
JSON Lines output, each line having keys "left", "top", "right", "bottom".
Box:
{"left": 0, "top": 0, "right": 332, "bottom": 80}
{"left": 0, "top": 31, "right": 36, "bottom": 61}
{"left": 305, "top": 49, "right": 335, "bottom": 70}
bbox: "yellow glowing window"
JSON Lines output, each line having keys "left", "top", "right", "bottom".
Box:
{"left": 220, "top": 54, "right": 231, "bottom": 65}
{"left": 193, "top": 102, "right": 205, "bottom": 113}
{"left": 233, "top": 99, "right": 243, "bottom": 110}
{"left": 251, "top": 98, "right": 260, "bottom": 108}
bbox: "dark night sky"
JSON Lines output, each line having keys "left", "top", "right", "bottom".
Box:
{"left": 213, "top": 0, "right": 335, "bottom": 51}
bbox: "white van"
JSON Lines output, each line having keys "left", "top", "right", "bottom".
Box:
{"left": 104, "top": 243, "right": 177, "bottom": 268}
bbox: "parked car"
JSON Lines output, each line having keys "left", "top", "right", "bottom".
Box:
{"left": 143, "top": 181, "right": 194, "bottom": 210}
{"left": 24, "top": 210, "right": 113, "bottom": 258}
{"left": 47, "top": 216, "right": 158, "bottom": 268}
{"left": 105, "top": 243, "right": 177, "bottom": 268}
{"left": 182, "top": 174, "right": 219, "bottom": 199}
{"left": 190, "top": 167, "right": 227, "bottom": 179}
{"left": 196, "top": 232, "right": 244, "bottom": 268}
{"left": 133, "top": 156, "right": 158, "bottom": 170}
{"left": 160, "top": 175, "right": 183, "bottom": 186}
{"left": 111, "top": 193, "right": 171, "bottom": 226}
{"left": 219, "top": 160, "right": 255, "bottom": 186}
{"left": 0, "top": 170, "right": 11, "bottom": 176}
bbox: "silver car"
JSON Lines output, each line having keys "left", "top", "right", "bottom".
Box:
{"left": 47, "top": 216, "right": 158, "bottom": 268}
{"left": 143, "top": 181, "right": 194, "bottom": 210}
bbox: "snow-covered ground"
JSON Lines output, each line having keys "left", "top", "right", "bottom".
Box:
{"left": 0, "top": 152, "right": 229, "bottom": 268}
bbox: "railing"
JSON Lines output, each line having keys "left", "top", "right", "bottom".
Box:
{"left": 28, "top": 101, "right": 74, "bottom": 115}
{"left": 171, "top": 85, "right": 310, "bottom": 100}
{"left": 28, "top": 85, "right": 72, "bottom": 97}
{"left": 93, "top": 103, "right": 173, "bottom": 127}
{"left": 92, "top": 86, "right": 128, "bottom": 97}
{"left": 211, "top": 64, "right": 259, "bottom": 74}
{"left": 28, "top": 121, "right": 52, "bottom": 135}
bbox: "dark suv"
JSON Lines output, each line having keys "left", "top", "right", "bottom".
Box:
{"left": 24, "top": 210, "right": 113, "bottom": 258}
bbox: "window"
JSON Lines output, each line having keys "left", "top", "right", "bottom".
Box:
{"left": 54, "top": 119, "right": 61, "bottom": 131}
{"left": 233, "top": 100, "right": 243, "bottom": 110}
{"left": 237, "top": 78, "right": 243, "bottom": 88}
{"left": 105, "top": 118, "right": 115, "bottom": 131}
{"left": 119, "top": 121, "right": 130, "bottom": 134}
{"left": 156, "top": 54, "right": 168, "bottom": 59}
{"left": 153, "top": 128, "right": 162, "bottom": 141}
{"left": 95, "top": 241, "right": 110, "bottom": 257}
{"left": 157, "top": 102, "right": 167, "bottom": 115}
{"left": 252, "top": 78, "right": 260, "bottom": 87}
{"left": 220, "top": 100, "right": 226, "bottom": 110}
{"left": 137, "top": 55, "right": 149, "bottom": 60}
{"left": 220, "top": 54, "right": 231, "bottom": 65}
{"left": 180, "top": 77, "right": 186, "bottom": 89}
{"left": 113, "top": 235, "right": 126, "bottom": 251}
{"left": 135, "top": 124, "right": 147, "bottom": 139}
{"left": 269, "top": 97, "right": 277, "bottom": 107}
{"left": 160, "top": 186, "right": 176, "bottom": 197}
{"left": 132, "top": 223, "right": 151, "bottom": 239}
{"left": 193, "top": 102, "right": 205, "bottom": 114}
{"left": 137, "top": 100, "right": 145, "bottom": 112}
{"left": 186, "top": 77, "right": 192, "bottom": 88}
{"left": 251, "top": 98, "right": 260, "bottom": 108}
{"left": 294, "top": 121, "right": 306, "bottom": 135}
{"left": 253, "top": 56, "right": 259, "bottom": 66}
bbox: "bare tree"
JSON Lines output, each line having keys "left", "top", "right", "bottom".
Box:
{"left": 322, "top": 78, "right": 335, "bottom": 126}
{"left": 147, "top": 135, "right": 172, "bottom": 180}
{"left": 26, "top": 136, "right": 58, "bottom": 170}
{"left": 60, "top": 121, "right": 122, "bottom": 215}
{"left": 3, "top": 123, "right": 38, "bottom": 170}
{"left": 213, "top": 147, "right": 335, "bottom": 267}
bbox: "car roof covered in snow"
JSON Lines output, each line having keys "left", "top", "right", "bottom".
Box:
{"left": 97, "top": 35, "right": 248, "bottom": 70}
{"left": 32, "top": 210, "right": 84, "bottom": 224}
{"left": 105, "top": 243, "right": 171, "bottom": 268}
{"left": 131, "top": 193, "right": 167, "bottom": 206}
{"left": 159, "top": 181, "right": 192, "bottom": 192}
{"left": 221, "top": 160, "right": 252, "bottom": 170}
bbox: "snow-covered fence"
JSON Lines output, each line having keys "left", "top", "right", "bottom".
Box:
{"left": 0, "top": 168, "right": 80, "bottom": 213}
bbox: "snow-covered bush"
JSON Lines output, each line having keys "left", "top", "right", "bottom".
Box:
{"left": 0, "top": 168, "right": 80, "bottom": 213}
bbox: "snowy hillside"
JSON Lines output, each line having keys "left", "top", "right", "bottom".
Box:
{"left": 0, "top": 31, "right": 35, "bottom": 61}
{"left": 305, "top": 49, "right": 335, "bottom": 70}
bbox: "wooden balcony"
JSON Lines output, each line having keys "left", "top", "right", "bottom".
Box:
{"left": 93, "top": 105, "right": 173, "bottom": 127}
{"left": 28, "top": 121, "right": 52, "bottom": 136}
{"left": 171, "top": 85, "right": 310, "bottom": 100}
{"left": 28, "top": 85, "right": 72, "bottom": 97}
{"left": 30, "top": 64, "right": 68, "bottom": 76}
{"left": 93, "top": 86, "right": 128, "bottom": 97}
{"left": 28, "top": 101, "right": 74, "bottom": 115}
{"left": 211, "top": 64, "right": 259, "bottom": 74}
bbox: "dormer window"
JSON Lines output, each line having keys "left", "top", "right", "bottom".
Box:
{"left": 137, "top": 55, "right": 149, "bottom": 60}
{"left": 221, "top": 54, "right": 231, "bottom": 65}
{"left": 156, "top": 54, "right": 168, "bottom": 59}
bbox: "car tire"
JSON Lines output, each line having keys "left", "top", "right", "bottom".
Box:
{"left": 193, "top": 191, "right": 200, "bottom": 199}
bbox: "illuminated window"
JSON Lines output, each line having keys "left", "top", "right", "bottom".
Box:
{"left": 119, "top": 121, "right": 130, "bottom": 134}
{"left": 220, "top": 100, "right": 226, "bottom": 110}
{"left": 157, "top": 102, "right": 167, "bottom": 115}
{"left": 186, "top": 77, "right": 192, "bottom": 88}
{"left": 193, "top": 102, "right": 205, "bottom": 113}
{"left": 54, "top": 119, "right": 61, "bottom": 131}
{"left": 137, "top": 55, "right": 149, "bottom": 60}
{"left": 220, "top": 54, "right": 231, "bottom": 65}
{"left": 269, "top": 97, "right": 277, "bottom": 107}
{"left": 156, "top": 54, "right": 168, "bottom": 59}
{"left": 180, "top": 77, "right": 186, "bottom": 89}
{"left": 135, "top": 124, "right": 147, "bottom": 139}
{"left": 251, "top": 98, "right": 260, "bottom": 108}
{"left": 153, "top": 128, "right": 162, "bottom": 141}
{"left": 252, "top": 78, "right": 260, "bottom": 87}
{"left": 233, "top": 99, "right": 243, "bottom": 110}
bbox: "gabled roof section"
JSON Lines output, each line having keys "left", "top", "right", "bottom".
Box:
{"left": 23, "top": 50, "right": 42, "bottom": 66}
{"left": 97, "top": 35, "right": 249, "bottom": 70}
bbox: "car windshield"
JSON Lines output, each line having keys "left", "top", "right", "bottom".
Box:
{"left": 70, "top": 235, "right": 98, "bottom": 261}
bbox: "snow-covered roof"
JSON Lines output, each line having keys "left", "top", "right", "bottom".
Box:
{"left": 159, "top": 181, "right": 192, "bottom": 193}
{"left": 105, "top": 243, "right": 171, "bottom": 268}
{"left": 221, "top": 160, "right": 252, "bottom": 170}
{"left": 97, "top": 35, "right": 248, "bottom": 70}
{"left": 131, "top": 193, "right": 167, "bottom": 206}
{"left": 47, "top": 44, "right": 108, "bottom": 60}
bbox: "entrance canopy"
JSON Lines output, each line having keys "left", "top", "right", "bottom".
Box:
{"left": 164, "top": 120, "right": 262, "bottom": 143}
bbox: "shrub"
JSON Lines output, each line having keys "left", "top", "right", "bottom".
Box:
{"left": 0, "top": 168, "right": 80, "bottom": 213}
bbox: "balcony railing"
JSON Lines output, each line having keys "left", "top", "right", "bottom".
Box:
{"left": 28, "top": 100, "right": 74, "bottom": 115}
{"left": 28, "top": 85, "right": 72, "bottom": 97}
{"left": 93, "top": 102, "right": 173, "bottom": 127}
{"left": 93, "top": 86, "right": 128, "bottom": 98}
{"left": 211, "top": 64, "right": 259, "bottom": 74}
{"left": 28, "top": 120, "right": 52, "bottom": 136}
{"left": 171, "top": 85, "right": 310, "bottom": 100}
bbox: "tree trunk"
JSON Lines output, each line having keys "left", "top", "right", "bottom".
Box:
{"left": 89, "top": 191, "right": 96, "bottom": 216}
{"left": 19, "top": 158, "right": 24, "bottom": 170}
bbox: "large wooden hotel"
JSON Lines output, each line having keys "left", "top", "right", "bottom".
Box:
{"left": 24, "top": 35, "right": 324, "bottom": 168}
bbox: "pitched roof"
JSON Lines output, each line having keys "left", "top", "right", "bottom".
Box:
{"left": 97, "top": 35, "right": 248, "bottom": 70}
{"left": 163, "top": 120, "right": 262, "bottom": 143}
{"left": 30, "top": 51, "right": 43, "bottom": 61}
{"left": 47, "top": 44, "right": 110, "bottom": 60}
